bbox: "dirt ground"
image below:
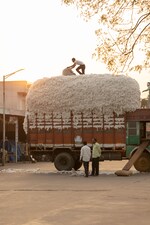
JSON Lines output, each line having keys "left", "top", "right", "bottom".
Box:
{"left": 0, "top": 161, "right": 150, "bottom": 225}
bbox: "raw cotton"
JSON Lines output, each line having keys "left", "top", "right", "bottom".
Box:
{"left": 26, "top": 74, "right": 140, "bottom": 115}
{"left": 24, "top": 74, "right": 140, "bottom": 132}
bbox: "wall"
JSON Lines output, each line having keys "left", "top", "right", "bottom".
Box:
{"left": 0, "top": 80, "right": 30, "bottom": 142}
{"left": 0, "top": 80, "right": 29, "bottom": 116}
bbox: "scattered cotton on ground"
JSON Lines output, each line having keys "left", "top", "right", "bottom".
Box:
{"left": 0, "top": 168, "right": 138, "bottom": 176}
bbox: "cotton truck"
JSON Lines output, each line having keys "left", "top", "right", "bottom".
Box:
{"left": 24, "top": 74, "right": 150, "bottom": 172}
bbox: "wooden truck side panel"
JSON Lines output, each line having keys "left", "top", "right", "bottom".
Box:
{"left": 27, "top": 112, "right": 126, "bottom": 149}
{"left": 126, "top": 109, "right": 150, "bottom": 122}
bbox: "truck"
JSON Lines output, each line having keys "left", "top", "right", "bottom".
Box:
{"left": 24, "top": 74, "right": 150, "bottom": 172}
{"left": 25, "top": 108, "right": 150, "bottom": 172}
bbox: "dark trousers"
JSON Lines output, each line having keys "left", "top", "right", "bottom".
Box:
{"left": 92, "top": 157, "right": 100, "bottom": 176}
{"left": 76, "top": 64, "right": 85, "bottom": 74}
{"left": 83, "top": 161, "right": 89, "bottom": 177}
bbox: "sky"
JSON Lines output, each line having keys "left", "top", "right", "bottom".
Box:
{"left": 0, "top": 0, "right": 149, "bottom": 98}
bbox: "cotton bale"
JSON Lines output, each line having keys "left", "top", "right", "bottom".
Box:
{"left": 62, "top": 67, "right": 76, "bottom": 76}
{"left": 115, "top": 170, "right": 133, "bottom": 176}
{"left": 25, "top": 74, "right": 141, "bottom": 117}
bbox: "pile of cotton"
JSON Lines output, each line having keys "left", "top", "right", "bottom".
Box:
{"left": 25, "top": 74, "right": 140, "bottom": 118}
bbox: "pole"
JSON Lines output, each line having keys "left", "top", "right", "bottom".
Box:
{"left": 15, "top": 117, "right": 18, "bottom": 163}
{"left": 2, "top": 75, "right": 5, "bottom": 166}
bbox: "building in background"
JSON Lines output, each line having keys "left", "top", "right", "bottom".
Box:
{"left": 0, "top": 80, "right": 30, "bottom": 143}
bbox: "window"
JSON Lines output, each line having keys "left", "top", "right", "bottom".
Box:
{"left": 128, "top": 122, "right": 138, "bottom": 136}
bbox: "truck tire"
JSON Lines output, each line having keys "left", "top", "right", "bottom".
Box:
{"left": 54, "top": 152, "right": 75, "bottom": 171}
{"left": 74, "top": 160, "right": 82, "bottom": 171}
{"left": 134, "top": 152, "right": 150, "bottom": 172}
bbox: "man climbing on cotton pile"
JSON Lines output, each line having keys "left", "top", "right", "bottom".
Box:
{"left": 68, "top": 57, "right": 86, "bottom": 75}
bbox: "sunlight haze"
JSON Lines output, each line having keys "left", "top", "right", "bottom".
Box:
{"left": 0, "top": 0, "right": 149, "bottom": 98}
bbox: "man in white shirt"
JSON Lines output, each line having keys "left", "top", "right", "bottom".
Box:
{"left": 70, "top": 57, "right": 86, "bottom": 75}
{"left": 80, "top": 141, "right": 91, "bottom": 177}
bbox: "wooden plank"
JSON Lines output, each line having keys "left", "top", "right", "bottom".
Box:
{"left": 123, "top": 140, "right": 150, "bottom": 171}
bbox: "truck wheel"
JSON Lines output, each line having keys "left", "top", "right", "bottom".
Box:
{"left": 134, "top": 152, "right": 150, "bottom": 172}
{"left": 54, "top": 152, "right": 75, "bottom": 171}
{"left": 74, "top": 160, "right": 82, "bottom": 171}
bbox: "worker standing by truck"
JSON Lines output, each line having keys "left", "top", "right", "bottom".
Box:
{"left": 142, "top": 82, "right": 150, "bottom": 108}
{"left": 80, "top": 141, "right": 91, "bottom": 177}
{"left": 91, "top": 138, "right": 101, "bottom": 176}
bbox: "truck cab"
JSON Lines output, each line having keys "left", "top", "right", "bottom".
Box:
{"left": 126, "top": 109, "right": 150, "bottom": 172}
